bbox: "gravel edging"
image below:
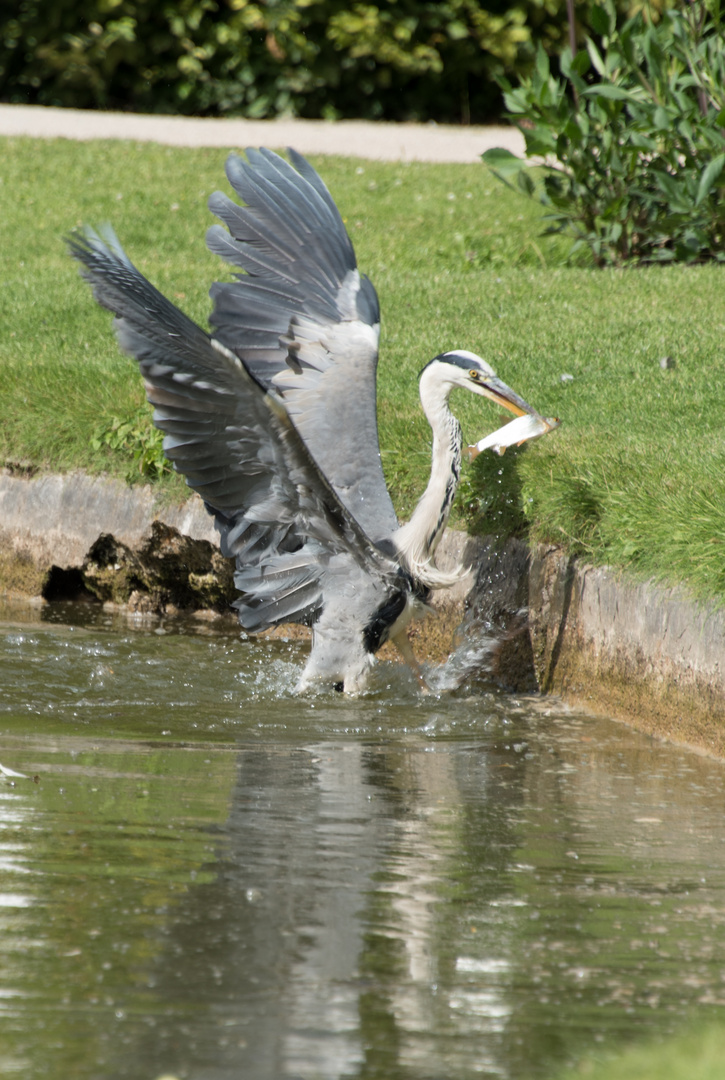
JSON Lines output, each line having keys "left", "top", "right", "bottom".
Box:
{"left": 0, "top": 103, "right": 525, "bottom": 162}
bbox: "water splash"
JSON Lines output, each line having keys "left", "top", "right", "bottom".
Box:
{"left": 425, "top": 628, "right": 502, "bottom": 694}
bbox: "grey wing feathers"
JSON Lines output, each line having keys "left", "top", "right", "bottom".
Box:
{"left": 206, "top": 148, "right": 398, "bottom": 541}
{"left": 207, "top": 148, "right": 365, "bottom": 330}
{"left": 68, "top": 229, "right": 396, "bottom": 631}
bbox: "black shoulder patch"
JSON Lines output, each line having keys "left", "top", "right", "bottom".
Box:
{"left": 362, "top": 590, "right": 407, "bottom": 655}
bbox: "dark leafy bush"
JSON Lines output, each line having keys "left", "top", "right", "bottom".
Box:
{"left": 0, "top": 0, "right": 573, "bottom": 123}
{"left": 484, "top": 2, "right": 725, "bottom": 265}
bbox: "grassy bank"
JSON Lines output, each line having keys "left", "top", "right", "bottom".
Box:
{"left": 2, "top": 136, "right": 724, "bottom": 600}
{"left": 549, "top": 1022, "right": 725, "bottom": 1080}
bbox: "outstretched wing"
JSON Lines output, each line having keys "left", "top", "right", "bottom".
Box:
{"left": 206, "top": 147, "right": 399, "bottom": 542}
{"left": 68, "top": 228, "right": 398, "bottom": 630}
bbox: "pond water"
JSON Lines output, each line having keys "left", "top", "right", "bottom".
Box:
{"left": 1, "top": 598, "right": 725, "bottom": 1080}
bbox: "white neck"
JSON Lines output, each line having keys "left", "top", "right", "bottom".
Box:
{"left": 393, "top": 365, "right": 464, "bottom": 587}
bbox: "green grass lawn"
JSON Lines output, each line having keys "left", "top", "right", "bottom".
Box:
{"left": 549, "top": 1022, "right": 725, "bottom": 1080}
{"left": 2, "top": 136, "right": 725, "bottom": 601}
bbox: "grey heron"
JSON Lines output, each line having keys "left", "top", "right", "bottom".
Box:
{"left": 69, "top": 148, "right": 545, "bottom": 693}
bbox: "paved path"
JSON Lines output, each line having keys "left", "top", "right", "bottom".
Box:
{"left": 0, "top": 103, "right": 523, "bottom": 162}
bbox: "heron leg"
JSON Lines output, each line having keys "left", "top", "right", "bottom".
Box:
{"left": 390, "top": 630, "right": 431, "bottom": 694}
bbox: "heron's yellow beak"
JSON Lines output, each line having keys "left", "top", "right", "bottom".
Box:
{"left": 479, "top": 375, "right": 538, "bottom": 418}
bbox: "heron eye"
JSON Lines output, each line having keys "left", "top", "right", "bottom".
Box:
{"left": 469, "top": 369, "right": 480, "bottom": 380}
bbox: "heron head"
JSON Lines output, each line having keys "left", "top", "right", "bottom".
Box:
{"left": 424, "top": 350, "right": 536, "bottom": 418}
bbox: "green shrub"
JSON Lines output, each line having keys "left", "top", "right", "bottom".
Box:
{"left": 91, "top": 407, "right": 170, "bottom": 483}
{"left": 484, "top": 1, "right": 725, "bottom": 265}
{"left": 1, "top": 0, "right": 573, "bottom": 124}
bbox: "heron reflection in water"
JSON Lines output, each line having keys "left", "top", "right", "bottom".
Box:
{"left": 69, "top": 148, "right": 556, "bottom": 693}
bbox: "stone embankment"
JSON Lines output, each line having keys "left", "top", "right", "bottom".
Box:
{"left": 2, "top": 469, "right": 724, "bottom": 756}
{"left": 467, "top": 536, "right": 725, "bottom": 756}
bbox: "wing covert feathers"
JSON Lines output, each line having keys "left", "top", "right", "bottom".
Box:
{"left": 68, "top": 226, "right": 398, "bottom": 631}
{"left": 206, "top": 148, "right": 398, "bottom": 540}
